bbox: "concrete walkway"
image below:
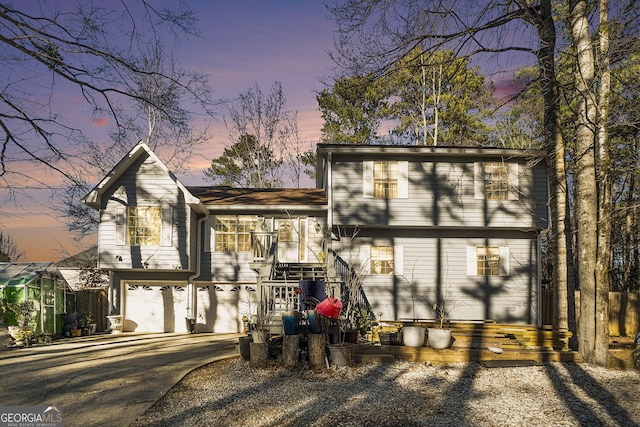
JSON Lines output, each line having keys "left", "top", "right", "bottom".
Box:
{"left": 0, "top": 332, "right": 241, "bottom": 427}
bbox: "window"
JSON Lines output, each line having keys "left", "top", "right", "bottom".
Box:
{"left": 484, "top": 162, "right": 509, "bottom": 200}
{"left": 474, "top": 161, "right": 519, "bottom": 201}
{"left": 214, "top": 215, "right": 258, "bottom": 252}
{"left": 371, "top": 245, "right": 394, "bottom": 275}
{"left": 467, "top": 246, "right": 509, "bottom": 276}
{"left": 476, "top": 246, "right": 500, "bottom": 276}
{"left": 374, "top": 161, "right": 398, "bottom": 198}
{"left": 127, "top": 207, "right": 161, "bottom": 246}
{"left": 363, "top": 160, "right": 408, "bottom": 199}
{"left": 277, "top": 220, "right": 293, "bottom": 243}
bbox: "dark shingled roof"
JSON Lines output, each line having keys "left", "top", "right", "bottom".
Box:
{"left": 186, "top": 187, "right": 327, "bottom": 206}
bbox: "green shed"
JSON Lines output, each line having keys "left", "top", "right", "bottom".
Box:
{"left": 0, "top": 262, "right": 74, "bottom": 334}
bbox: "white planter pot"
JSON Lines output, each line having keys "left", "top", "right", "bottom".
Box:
{"left": 107, "top": 315, "right": 124, "bottom": 334}
{"left": 328, "top": 343, "right": 354, "bottom": 367}
{"left": 252, "top": 329, "right": 268, "bottom": 344}
{"left": 427, "top": 327, "right": 452, "bottom": 349}
{"left": 402, "top": 326, "right": 426, "bottom": 347}
{"left": 8, "top": 326, "right": 32, "bottom": 340}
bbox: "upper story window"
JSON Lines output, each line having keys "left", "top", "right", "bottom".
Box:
{"left": 474, "top": 161, "right": 519, "bottom": 201}
{"left": 127, "top": 207, "right": 161, "bottom": 246}
{"left": 214, "top": 215, "right": 258, "bottom": 252}
{"left": 483, "top": 162, "right": 509, "bottom": 200}
{"left": 116, "top": 206, "right": 172, "bottom": 247}
{"left": 374, "top": 161, "right": 398, "bottom": 198}
{"left": 363, "top": 160, "right": 408, "bottom": 199}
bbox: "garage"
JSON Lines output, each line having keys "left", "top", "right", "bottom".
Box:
{"left": 195, "top": 284, "right": 254, "bottom": 333}
{"left": 124, "top": 283, "right": 190, "bottom": 333}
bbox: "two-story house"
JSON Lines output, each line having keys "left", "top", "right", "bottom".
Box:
{"left": 317, "top": 144, "right": 547, "bottom": 324}
{"left": 83, "top": 142, "right": 547, "bottom": 333}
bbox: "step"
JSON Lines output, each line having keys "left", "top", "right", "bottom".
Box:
{"left": 355, "top": 353, "right": 396, "bottom": 364}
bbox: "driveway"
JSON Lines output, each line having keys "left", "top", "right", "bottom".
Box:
{"left": 0, "top": 332, "right": 241, "bottom": 427}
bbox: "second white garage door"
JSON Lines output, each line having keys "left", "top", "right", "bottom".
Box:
{"left": 195, "top": 285, "right": 256, "bottom": 333}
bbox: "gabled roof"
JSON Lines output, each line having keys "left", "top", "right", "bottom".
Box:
{"left": 187, "top": 187, "right": 327, "bottom": 210}
{"left": 56, "top": 245, "right": 98, "bottom": 269}
{"left": 0, "top": 262, "right": 67, "bottom": 288}
{"left": 82, "top": 142, "right": 205, "bottom": 213}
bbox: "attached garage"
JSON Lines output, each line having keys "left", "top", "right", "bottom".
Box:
{"left": 123, "top": 283, "right": 190, "bottom": 333}
{"left": 195, "top": 284, "right": 255, "bottom": 333}
{"left": 121, "top": 281, "right": 255, "bottom": 333}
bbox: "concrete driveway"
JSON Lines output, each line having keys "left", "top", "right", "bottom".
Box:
{"left": 0, "top": 332, "right": 241, "bottom": 427}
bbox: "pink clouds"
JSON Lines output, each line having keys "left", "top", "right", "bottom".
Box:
{"left": 92, "top": 117, "right": 109, "bottom": 127}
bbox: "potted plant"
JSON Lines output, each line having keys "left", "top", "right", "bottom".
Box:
{"left": 402, "top": 278, "right": 426, "bottom": 347}
{"left": 427, "top": 300, "right": 454, "bottom": 349}
{"left": 77, "top": 312, "right": 95, "bottom": 335}
{"left": 5, "top": 301, "right": 35, "bottom": 341}
{"left": 13, "top": 328, "right": 33, "bottom": 347}
{"left": 327, "top": 265, "right": 367, "bottom": 366}
{"left": 250, "top": 301, "right": 272, "bottom": 344}
{"left": 352, "top": 305, "right": 374, "bottom": 340}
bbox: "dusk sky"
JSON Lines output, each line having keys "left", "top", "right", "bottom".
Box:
{"left": 1, "top": 1, "right": 533, "bottom": 262}
{"left": 2, "top": 0, "right": 337, "bottom": 262}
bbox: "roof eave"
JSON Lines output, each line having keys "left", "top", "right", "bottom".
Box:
{"left": 205, "top": 204, "right": 328, "bottom": 212}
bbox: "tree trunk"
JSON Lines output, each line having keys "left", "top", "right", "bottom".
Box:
{"left": 530, "top": 0, "right": 570, "bottom": 336}
{"left": 595, "top": 0, "right": 611, "bottom": 366}
{"left": 570, "top": 0, "right": 600, "bottom": 364}
{"left": 249, "top": 342, "right": 269, "bottom": 368}
{"left": 282, "top": 335, "right": 300, "bottom": 368}
{"left": 308, "top": 333, "right": 327, "bottom": 370}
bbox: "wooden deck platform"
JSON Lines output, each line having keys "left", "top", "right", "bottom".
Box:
{"left": 354, "top": 344, "right": 581, "bottom": 364}
{"left": 356, "top": 322, "right": 581, "bottom": 364}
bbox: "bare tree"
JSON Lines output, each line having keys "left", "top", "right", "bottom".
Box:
{"left": 57, "top": 48, "right": 215, "bottom": 238}
{"left": 205, "top": 82, "right": 300, "bottom": 188}
{"left": 0, "top": 231, "right": 24, "bottom": 262}
{"left": 0, "top": 1, "right": 217, "bottom": 233}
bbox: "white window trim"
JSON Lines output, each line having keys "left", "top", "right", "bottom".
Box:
{"left": 115, "top": 206, "right": 126, "bottom": 246}
{"left": 161, "top": 208, "right": 173, "bottom": 247}
{"left": 363, "top": 160, "right": 409, "bottom": 199}
{"left": 467, "top": 246, "right": 510, "bottom": 276}
{"left": 358, "top": 244, "right": 403, "bottom": 276}
{"left": 474, "top": 161, "right": 519, "bottom": 201}
{"left": 115, "top": 206, "right": 172, "bottom": 247}
{"left": 209, "top": 215, "right": 257, "bottom": 253}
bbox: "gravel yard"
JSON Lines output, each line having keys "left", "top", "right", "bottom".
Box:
{"left": 131, "top": 358, "right": 640, "bottom": 427}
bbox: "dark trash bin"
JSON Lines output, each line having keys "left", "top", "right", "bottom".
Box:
{"left": 185, "top": 317, "right": 195, "bottom": 333}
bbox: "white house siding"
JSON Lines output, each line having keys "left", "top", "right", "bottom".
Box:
{"left": 334, "top": 234, "right": 539, "bottom": 324}
{"left": 330, "top": 159, "right": 548, "bottom": 229}
{"left": 201, "top": 252, "right": 258, "bottom": 283}
{"left": 97, "top": 154, "right": 193, "bottom": 271}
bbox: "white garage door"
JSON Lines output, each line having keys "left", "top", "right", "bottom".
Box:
{"left": 196, "top": 285, "right": 254, "bottom": 333}
{"left": 124, "top": 284, "right": 189, "bottom": 333}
